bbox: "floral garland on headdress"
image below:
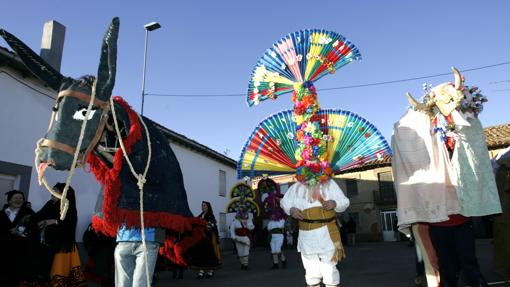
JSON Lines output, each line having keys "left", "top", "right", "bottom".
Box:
{"left": 290, "top": 81, "right": 332, "bottom": 187}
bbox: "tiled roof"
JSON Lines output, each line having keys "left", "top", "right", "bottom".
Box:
{"left": 338, "top": 123, "right": 510, "bottom": 174}
{"left": 484, "top": 123, "right": 510, "bottom": 149}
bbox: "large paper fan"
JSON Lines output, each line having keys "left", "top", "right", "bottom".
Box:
{"left": 247, "top": 29, "right": 361, "bottom": 106}
{"left": 237, "top": 109, "right": 391, "bottom": 178}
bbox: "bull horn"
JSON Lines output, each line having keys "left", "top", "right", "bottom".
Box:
{"left": 452, "top": 67, "right": 463, "bottom": 90}
{"left": 406, "top": 92, "right": 427, "bottom": 111}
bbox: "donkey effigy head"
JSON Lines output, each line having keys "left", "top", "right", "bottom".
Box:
{"left": 1, "top": 18, "right": 118, "bottom": 171}
{"left": 1, "top": 18, "right": 206, "bottom": 265}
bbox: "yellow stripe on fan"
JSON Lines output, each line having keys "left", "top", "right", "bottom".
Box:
{"left": 241, "top": 152, "right": 294, "bottom": 173}
{"left": 327, "top": 114, "right": 347, "bottom": 163}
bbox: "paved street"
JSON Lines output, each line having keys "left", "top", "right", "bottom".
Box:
{"left": 154, "top": 239, "right": 503, "bottom": 287}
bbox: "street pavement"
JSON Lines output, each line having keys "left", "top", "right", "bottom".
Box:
{"left": 154, "top": 239, "right": 504, "bottom": 287}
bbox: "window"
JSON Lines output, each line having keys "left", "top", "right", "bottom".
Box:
{"left": 0, "top": 161, "right": 32, "bottom": 207}
{"left": 378, "top": 171, "right": 396, "bottom": 202}
{"left": 219, "top": 212, "right": 227, "bottom": 233}
{"left": 219, "top": 170, "right": 226, "bottom": 197}
{"left": 345, "top": 179, "right": 358, "bottom": 197}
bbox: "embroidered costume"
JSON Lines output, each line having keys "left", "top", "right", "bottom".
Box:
{"left": 259, "top": 178, "right": 287, "bottom": 269}
{"left": 226, "top": 182, "right": 259, "bottom": 270}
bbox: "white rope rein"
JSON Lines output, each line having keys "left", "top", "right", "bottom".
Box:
{"left": 110, "top": 96, "right": 153, "bottom": 287}
{"left": 35, "top": 88, "right": 154, "bottom": 286}
{"left": 36, "top": 81, "right": 98, "bottom": 221}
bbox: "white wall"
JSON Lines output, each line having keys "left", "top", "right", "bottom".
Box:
{"left": 1, "top": 67, "right": 238, "bottom": 241}
{"left": 170, "top": 144, "right": 237, "bottom": 238}
{"left": 0, "top": 68, "right": 102, "bottom": 242}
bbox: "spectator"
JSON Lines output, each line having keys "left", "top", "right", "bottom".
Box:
{"left": 31, "top": 182, "right": 86, "bottom": 286}
{"left": 187, "top": 201, "right": 221, "bottom": 278}
{"left": 0, "top": 190, "right": 34, "bottom": 286}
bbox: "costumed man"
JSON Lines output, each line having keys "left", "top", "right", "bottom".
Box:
{"left": 392, "top": 68, "right": 502, "bottom": 287}
{"left": 236, "top": 29, "right": 391, "bottom": 287}
{"left": 226, "top": 182, "right": 259, "bottom": 270}
{"left": 229, "top": 207, "right": 255, "bottom": 270}
{"left": 259, "top": 177, "right": 287, "bottom": 269}
{"left": 282, "top": 180, "right": 349, "bottom": 287}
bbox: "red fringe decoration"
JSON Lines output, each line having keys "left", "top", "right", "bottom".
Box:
{"left": 87, "top": 96, "right": 205, "bottom": 264}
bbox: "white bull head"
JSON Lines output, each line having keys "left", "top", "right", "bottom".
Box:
{"left": 407, "top": 67, "right": 465, "bottom": 116}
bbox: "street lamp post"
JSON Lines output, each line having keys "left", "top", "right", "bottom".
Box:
{"left": 141, "top": 21, "right": 161, "bottom": 115}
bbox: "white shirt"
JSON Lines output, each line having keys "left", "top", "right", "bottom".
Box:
{"left": 267, "top": 219, "right": 285, "bottom": 231}
{"left": 229, "top": 218, "right": 255, "bottom": 245}
{"left": 5, "top": 207, "right": 19, "bottom": 222}
{"left": 281, "top": 179, "right": 349, "bottom": 255}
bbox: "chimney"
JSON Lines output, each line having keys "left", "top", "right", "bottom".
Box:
{"left": 40, "top": 20, "right": 65, "bottom": 72}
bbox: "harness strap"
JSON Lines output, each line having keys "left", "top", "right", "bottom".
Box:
{"left": 40, "top": 139, "right": 78, "bottom": 157}
{"left": 83, "top": 105, "right": 110, "bottom": 161}
{"left": 58, "top": 90, "right": 109, "bottom": 109}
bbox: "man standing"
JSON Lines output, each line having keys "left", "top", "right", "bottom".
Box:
{"left": 114, "top": 225, "right": 165, "bottom": 286}
{"left": 281, "top": 179, "right": 349, "bottom": 287}
{"left": 229, "top": 209, "right": 255, "bottom": 270}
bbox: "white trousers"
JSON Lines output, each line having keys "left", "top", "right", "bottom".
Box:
{"left": 301, "top": 250, "right": 340, "bottom": 286}
{"left": 270, "top": 234, "right": 284, "bottom": 253}
{"left": 235, "top": 241, "right": 250, "bottom": 257}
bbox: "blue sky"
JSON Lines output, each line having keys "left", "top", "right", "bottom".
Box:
{"left": 2, "top": 0, "right": 509, "bottom": 161}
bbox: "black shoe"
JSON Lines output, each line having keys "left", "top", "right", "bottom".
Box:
{"left": 205, "top": 271, "right": 214, "bottom": 278}
{"left": 177, "top": 270, "right": 184, "bottom": 280}
{"left": 196, "top": 272, "right": 205, "bottom": 279}
{"left": 281, "top": 260, "right": 287, "bottom": 269}
{"left": 271, "top": 263, "right": 279, "bottom": 270}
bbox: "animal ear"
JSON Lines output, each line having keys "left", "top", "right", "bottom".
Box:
{"left": 0, "top": 28, "right": 64, "bottom": 90}
{"left": 96, "top": 17, "right": 119, "bottom": 101}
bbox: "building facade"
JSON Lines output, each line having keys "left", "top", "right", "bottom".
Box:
{"left": 0, "top": 43, "right": 237, "bottom": 241}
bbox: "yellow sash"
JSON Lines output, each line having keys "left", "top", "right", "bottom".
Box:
{"left": 299, "top": 206, "right": 345, "bottom": 262}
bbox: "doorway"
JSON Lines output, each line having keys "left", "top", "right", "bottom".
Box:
{"left": 381, "top": 209, "right": 398, "bottom": 242}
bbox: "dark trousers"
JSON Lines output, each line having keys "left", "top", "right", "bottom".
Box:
{"left": 429, "top": 221, "right": 487, "bottom": 287}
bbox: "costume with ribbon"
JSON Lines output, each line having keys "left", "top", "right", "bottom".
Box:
{"left": 392, "top": 69, "right": 501, "bottom": 287}
{"left": 226, "top": 183, "right": 259, "bottom": 270}
{"left": 237, "top": 29, "right": 392, "bottom": 287}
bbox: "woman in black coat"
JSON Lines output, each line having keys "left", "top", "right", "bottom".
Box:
{"left": 0, "top": 190, "right": 35, "bottom": 286}
{"left": 29, "top": 182, "right": 85, "bottom": 286}
{"left": 188, "top": 201, "right": 222, "bottom": 278}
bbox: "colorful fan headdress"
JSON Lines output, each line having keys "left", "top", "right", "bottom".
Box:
{"left": 226, "top": 182, "right": 260, "bottom": 219}
{"left": 258, "top": 177, "right": 285, "bottom": 220}
{"left": 240, "top": 29, "right": 391, "bottom": 188}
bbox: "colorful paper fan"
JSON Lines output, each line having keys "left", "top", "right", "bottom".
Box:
{"left": 237, "top": 109, "right": 392, "bottom": 179}
{"left": 247, "top": 29, "right": 361, "bottom": 106}
{"left": 226, "top": 198, "right": 260, "bottom": 216}
{"left": 229, "top": 182, "right": 257, "bottom": 200}
{"left": 226, "top": 182, "right": 260, "bottom": 216}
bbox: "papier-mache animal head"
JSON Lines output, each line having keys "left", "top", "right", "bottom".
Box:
{"left": 0, "top": 18, "right": 119, "bottom": 171}
{"left": 406, "top": 67, "right": 465, "bottom": 117}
